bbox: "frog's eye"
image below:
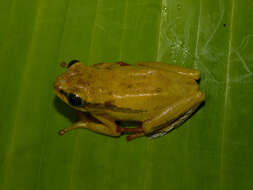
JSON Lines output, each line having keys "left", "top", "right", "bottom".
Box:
{"left": 67, "top": 93, "right": 83, "bottom": 107}
{"left": 68, "top": 60, "right": 80, "bottom": 68}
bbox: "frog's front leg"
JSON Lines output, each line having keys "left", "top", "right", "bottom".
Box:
{"left": 136, "top": 62, "right": 200, "bottom": 80}
{"left": 92, "top": 114, "right": 121, "bottom": 136}
{"left": 59, "top": 112, "right": 121, "bottom": 137}
{"left": 142, "top": 91, "right": 205, "bottom": 134}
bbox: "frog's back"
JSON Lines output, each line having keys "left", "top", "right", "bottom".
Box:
{"left": 77, "top": 64, "right": 198, "bottom": 116}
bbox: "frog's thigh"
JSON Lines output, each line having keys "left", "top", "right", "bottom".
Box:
{"left": 136, "top": 62, "right": 200, "bottom": 80}
{"left": 142, "top": 91, "right": 204, "bottom": 134}
{"left": 59, "top": 113, "right": 120, "bottom": 137}
{"left": 149, "top": 101, "right": 202, "bottom": 139}
{"left": 92, "top": 114, "right": 121, "bottom": 136}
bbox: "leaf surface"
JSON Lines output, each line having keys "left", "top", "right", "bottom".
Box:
{"left": 0, "top": 0, "right": 252, "bottom": 189}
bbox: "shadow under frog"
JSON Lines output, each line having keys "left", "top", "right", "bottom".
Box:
{"left": 53, "top": 96, "right": 76, "bottom": 123}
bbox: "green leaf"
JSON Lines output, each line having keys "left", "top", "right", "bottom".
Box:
{"left": 0, "top": 0, "right": 252, "bottom": 190}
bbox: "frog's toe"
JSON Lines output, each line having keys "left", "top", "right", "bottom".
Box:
{"left": 126, "top": 132, "right": 145, "bottom": 141}
{"left": 58, "top": 129, "right": 66, "bottom": 136}
{"left": 116, "top": 61, "right": 130, "bottom": 66}
{"left": 116, "top": 126, "right": 122, "bottom": 133}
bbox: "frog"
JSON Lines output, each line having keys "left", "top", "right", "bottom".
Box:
{"left": 53, "top": 60, "right": 205, "bottom": 141}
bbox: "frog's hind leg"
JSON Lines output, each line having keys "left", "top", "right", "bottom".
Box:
{"left": 59, "top": 112, "right": 121, "bottom": 137}
{"left": 148, "top": 101, "right": 202, "bottom": 139}
{"left": 136, "top": 62, "right": 200, "bottom": 80}
{"left": 117, "top": 126, "right": 145, "bottom": 141}
{"left": 124, "top": 101, "right": 202, "bottom": 141}
{"left": 117, "top": 97, "right": 204, "bottom": 141}
{"left": 116, "top": 125, "right": 143, "bottom": 133}
{"left": 142, "top": 91, "right": 205, "bottom": 135}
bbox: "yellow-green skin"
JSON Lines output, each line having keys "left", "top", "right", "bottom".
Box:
{"left": 54, "top": 61, "right": 205, "bottom": 140}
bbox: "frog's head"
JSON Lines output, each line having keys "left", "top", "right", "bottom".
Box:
{"left": 53, "top": 60, "right": 89, "bottom": 111}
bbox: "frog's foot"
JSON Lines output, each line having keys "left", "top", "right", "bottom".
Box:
{"left": 116, "top": 126, "right": 143, "bottom": 133}
{"left": 116, "top": 126, "right": 145, "bottom": 141}
{"left": 126, "top": 132, "right": 145, "bottom": 141}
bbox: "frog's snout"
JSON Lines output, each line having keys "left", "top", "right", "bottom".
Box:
{"left": 53, "top": 80, "right": 60, "bottom": 92}
{"left": 53, "top": 79, "right": 65, "bottom": 96}
{"left": 53, "top": 75, "right": 67, "bottom": 92}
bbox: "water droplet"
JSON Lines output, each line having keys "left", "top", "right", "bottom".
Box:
{"left": 161, "top": 6, "right": 168, "bottom": 14}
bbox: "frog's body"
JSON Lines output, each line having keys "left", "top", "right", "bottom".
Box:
{"left": 54, "top": 61, "right": 205, "bottom": 141}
